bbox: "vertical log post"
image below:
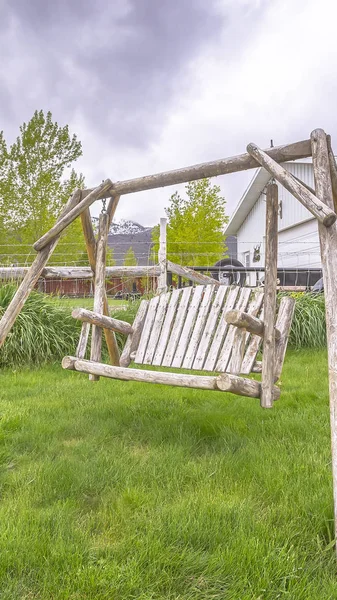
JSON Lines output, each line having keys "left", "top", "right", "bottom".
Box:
{"left": 157, "top": 217, "right": 167, "bottom": 294}
{"left": 261, "top": 182, "right": 278, "bottom": 408}
{"left": 311, "top": 128, "right": 337, "bottom": 551}
{"left": 89, "top": 212, "right": 109, "bottom": 381}
{"left": 80, "top": 205, "right": 120, "bottom": 366}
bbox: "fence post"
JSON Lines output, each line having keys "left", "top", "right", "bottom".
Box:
{"left": 157, "top": 217, "right": 167, "bottom": 294}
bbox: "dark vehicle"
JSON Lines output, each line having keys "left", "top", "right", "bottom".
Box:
{"left": 211, "top": 258, "right": 246, "bottom": 286}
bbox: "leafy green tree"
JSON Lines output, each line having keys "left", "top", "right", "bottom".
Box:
{"left": 0, "top": 110, "right": 85, "bottom": 266}
{"left": 152, "top": 179, "right": 228, "bottom": 266}
{"left": 123, "top": 247, "right": 137, "bottom": 266}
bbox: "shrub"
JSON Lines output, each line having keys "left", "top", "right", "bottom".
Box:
{"left": 282, "top": 292, "right": 326, "bottom": 349}
{"left": 0, "top": 285, "right": 81, "bottom": 368}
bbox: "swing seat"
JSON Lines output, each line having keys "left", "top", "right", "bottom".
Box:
{"left": 62, "top": 285, "right": 295, "bottom": 403}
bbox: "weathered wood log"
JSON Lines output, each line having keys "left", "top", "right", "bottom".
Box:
{"left": 157, "top": 217, "right": 167, "bottom": 294}
{"left": 167, "top": 260, "right": 220, "bottom": 286}
{"left": 62, "top": 355, "right": 280, "bottom": 398}
{"left": 120, "top": 299, "right": 149, "bottom": 367}
{"left": 0, "top": 265, "right": 161, "bottom": 281}
{"left": 261, "top": 183, "right": 278, "bottom": 408}
{"left": 90, "top": 213, "right": 109, "bottom": 380}
{"left": 63, "top": 356, "right": 219, "bottom": 390}
{"left": 80, "top": 139, "right": 312, "bottom": 199}
{"left": 228, "top": 328, "right": 246, "bottom": 375}
{"left": 76, "top": 322, "right": 90, "bottom": 359}
{"left": 0, "top": 189, "right": 81, "bottom": 348}
{"left": 80, "top": 208, "right": 96, "bottom": 268}
{"left": 274, "top": 296, "right": 295, "bottom": 381}
{"left": 311, "top": 128, "right": 337, "bottom": 551}
{"left": 216, "top": 372, "right": 280, "bottom": 399}
{"left": 327, "top": 136, "right": 337, "bottom": 214}
{"left": 80, "top": 206, "right": 120, "bottom": 367}
{"left": 225, "top": 309, "right": 281, "bottom": 341}
{"left": 72, "top": 308, "right": 133, "bottom": 335}
{"left": 252, "top": 360, "right": 262, "bottom": 373}
{"left": 33, "top": 179, "right": 113, "bottom": 251}
{"left": 106, "top": 195, "right": 121, "bottom": 228}
{"left": 247, "top": 143, "right": 336, "bottom": 227}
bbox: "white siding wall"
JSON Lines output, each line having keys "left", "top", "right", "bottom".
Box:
{"left": 236, "top": 162, "right": 321, "bottom": 276}
{"left": 278, "top": 220, "right": 320, "bottom": 268}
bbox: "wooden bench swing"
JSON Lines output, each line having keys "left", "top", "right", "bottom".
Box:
{"left": 1, "top": 130, "right": 335, "bottom": 411}
{"left": 63, "top": 281, "right": 295, "bottom": 406}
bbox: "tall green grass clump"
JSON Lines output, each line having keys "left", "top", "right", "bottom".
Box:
{"left": 0, "top": 285, "right": 80, "bottom": 367}
{"left": 285, "top": 292, "right": 326, "bottom": 349}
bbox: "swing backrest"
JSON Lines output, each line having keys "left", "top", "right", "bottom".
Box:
{"left": 121, "top": 285, "right": 294, "bottom": 376}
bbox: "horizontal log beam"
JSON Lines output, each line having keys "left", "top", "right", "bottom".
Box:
{"left": 167, "top": 260, "right": 220, "bottom": 286}
{"left": 61, "top": 356, "right": 280, "bottom": 399}
{"left": 33, "top": 179, "right": 113, "bottom": 251}
{"left": 216, "top": 372, "right": 280, "bottom": 400}
{"left": 62, "top": 356, "right": 219, "bottom": 390}
{"left": 72, "top": 308, "right": 133, "bottom": 335}
{"left": 247, "top": 143, "right": 336, "bottom": 227}
{"left": 225, "top": 309, "right": 281, "bottom": 341}
{"left": 80, "top": 139, "right": 312, "bottom": 200}
{"left": 0, "top": 265, "right": 161, "bottom": 281}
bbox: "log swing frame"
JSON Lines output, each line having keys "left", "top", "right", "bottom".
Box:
{"left": 1, "top": 129, "right": 337, "bottom": 548}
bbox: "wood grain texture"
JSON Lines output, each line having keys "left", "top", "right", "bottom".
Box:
{"left": 120, "top": 299, "right": 148, "bottom": 367}
{"left": 261, "top": 183, "right": 278, "bottom": 408}
{"left": 216, "top": 372, "right": 280, "bottom": 400}
{"left": 327, "top": 135, "right": 337, "bottom": 214}
{"left": 80, "top": 204, "right": 120, "bottom": 366}
{"left": 171, "top": 286, "right": 204, "bottom": 368}
{"left": 76, "top": 322, "right": 90, "bottom": 359}
{"left": 90, "top": 213, "right": 109, "bottom": 380}
{"left": 247, "top": 143, "right": 336, "bottom": 227}
{"left": 182, "top": 285, "right": 214, "bottom": 369}
{"left": 135, "top": 295, "right": 160, "bottom": 363}
{"left": 34, "top": 180, "right": 113, "bottom": 251}
{"left": 311, "top": 128, "right": 337, "bottom": 549}
{"left": 226, "top": 288, "right": 264, "bottom": 375}
{"left": 216, "top": 287, "right": 251, "bottom": 372}
{"left": 162, "top": 287, "right": 193, "bottom": 367}
{"left": 63, "top": 356, "right": 219, "bottom": 390}
{"left": 80, "top": 139, "right": 312, "bottom": 199}
{"left": 193, "top": 285, "right": 228, "bottom": 370}
{"left": 0, "top": 189, "right": 81, "bottom": 348}
{"left": 203, "top": 286, "right": 240, "bottom": 371}
{"left": 143, "top": 292, "right": 170, "bottom": 364}
{"left": 152, "top": 289, "right": 183, "bottom": 366}
{"left": 225, "top": 309, "right": 281, "bottom": 340}
{"left": 167, "top": 260, "right": 220, "bottom": 286}
{"left": 274, "top": 296, "right": 295, "bottom": 381}
{"left": 72, "top": 308, "right": 133, "bottom": 335}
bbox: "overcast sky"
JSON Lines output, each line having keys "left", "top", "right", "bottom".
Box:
{"left": 1, "top": 0, "right": 337, "bottom": 225}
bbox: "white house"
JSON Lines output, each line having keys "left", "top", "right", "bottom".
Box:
{"left": 225, "top": 161, "right": 321, "bottom": 286}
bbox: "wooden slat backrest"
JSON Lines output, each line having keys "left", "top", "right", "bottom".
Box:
{"left": 133, "top": 285, "right": 289, "bottom": 375}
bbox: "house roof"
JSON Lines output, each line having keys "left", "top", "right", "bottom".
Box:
{"left": 224, "top": 161, "right": 311, "bottom": 235}
{"left": 224, "top": 167, "right": 271, "bottom": 235}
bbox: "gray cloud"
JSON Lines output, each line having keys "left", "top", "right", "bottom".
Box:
{"left": 0, "top": 0, "right": 224, "bottom": 147}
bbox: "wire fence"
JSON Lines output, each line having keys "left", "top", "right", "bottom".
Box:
{"left": 0, "top": 237, "right": 323, "bottom": 297}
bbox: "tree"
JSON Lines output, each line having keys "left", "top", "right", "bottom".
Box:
{"left": 152, "top": 179, "right": 228, "bottom": 266}
{"left": 0, "top": 110, "right": 85, "bottom": 266}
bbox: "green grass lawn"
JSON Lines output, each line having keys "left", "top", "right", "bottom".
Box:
{"left": 51, "top": 296, "right": 127, "bottom": 311}
{"left": 0, "top": 350, "right": 336, "bottom": 599}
